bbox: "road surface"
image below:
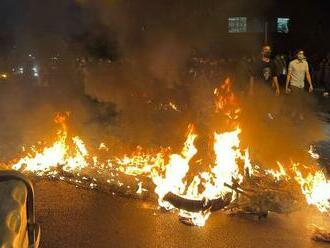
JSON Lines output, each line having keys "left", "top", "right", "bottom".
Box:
{"left": 35, "top": 180, "right": 330, "bottom": 248}
{"left": 35, "top": 107, "right": 330, "bottom": 248}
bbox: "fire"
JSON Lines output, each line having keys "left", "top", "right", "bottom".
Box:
{"left": 309, "top": 145, "right": 320, "bottom": 160}
{"left": 169, "top": 102, "right": 179, "bottom": 112}
{"left": 151, "top": 126, "right": 249, "bottom": 225}
{"left": 5, "top": 79, "right": 330, "bottom": 227}
{"left": 12, "top": 113, "right": 89, "bottom": 175}
{"left": 294, "top": 168, "right": 330, "bottom": 212}
{"left": 207, "top": 128, "right": 243, "bottom": 197}
{"left": 116, "top": 147, "right": 166, "bottom": 177}
{"left": 152, "top": 124, "right": 197, "bottom": 210}
{"left": 214, "top": 78, "right": 240, "bottom": 120}
{"left": 151, "top": 126, "right": 242, "bottom": 226}
{"left": 0, "top": 73, "right": 8, "bottom": 79}
{"left": 265, "top": 162, "right": 289, "bottom": 181}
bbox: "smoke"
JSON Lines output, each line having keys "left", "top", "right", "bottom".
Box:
{"left": 239, "top": 83, "right": 326, "bottom": 167}
{"left": 0, "top": 0, "right": 327, "bottom": 170}
{"left": 78, "top": 0, "right": 272, "bottom": 94}
{"left": 74, "top": 0, "right": 251, "bottom": 148}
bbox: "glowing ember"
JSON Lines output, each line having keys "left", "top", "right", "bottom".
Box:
{"left": 0, "top": 73, "right": 8, "bottom": 79}
{"left": 98, "top": 143, "right": 109, "bottom": 151}
{"left": 309, "top": 145, "right": 320, "bottom": 160}
{"left": 116, "top": 150, "right": 165, "bottom": 176}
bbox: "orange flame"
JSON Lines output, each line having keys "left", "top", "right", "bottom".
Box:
{"left": 7, "top": 79, "right": 330, "bottom": 226}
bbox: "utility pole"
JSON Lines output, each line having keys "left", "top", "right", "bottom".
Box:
{"left": 264, "top": 20, "right": 269, "bottom": 45}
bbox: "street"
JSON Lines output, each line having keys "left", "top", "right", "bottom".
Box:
{"left": 1, "top": 1, "right": 330, "bottom": 247}
{"left": 36, "top": 180, "right": 330, "bottom": 248}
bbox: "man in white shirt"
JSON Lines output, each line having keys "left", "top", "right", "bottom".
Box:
{"left": 286, "top": 49, "right": 313, "bottom": 93}
{"left": 285, "top": 49, "right": 314, "bottom": 120}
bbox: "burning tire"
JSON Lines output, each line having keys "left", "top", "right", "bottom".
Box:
{"left": 163, "top": 191, "right": 232, "bottom": 212}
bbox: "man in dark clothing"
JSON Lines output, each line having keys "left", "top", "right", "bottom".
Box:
{"left": 249, "top": 45, "right": 280, "bottom": 96}
{"left": 248, "top": 45, "right": 280, "bottom": 120}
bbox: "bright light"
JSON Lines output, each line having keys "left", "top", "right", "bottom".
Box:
{"left": 228, "top": 17, "right": 247, "bottom": 33}
{"left": 32, "top": 66, "right": 39, "bottom": 77}
{"left": 277, "top": 18, "right": 290, "bottom": 33}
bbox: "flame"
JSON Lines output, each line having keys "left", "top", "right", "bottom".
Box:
{"left": 179, "top": 210, "right": 211, "bottom": 227}
{"left": 152, "top": 124, "right": 197, "bottom": 210}
{"left": 115, "top": 146, "right": 167, "bottom": 177}
{"left": 1, "top": 73, "right": 8, "bottom": 79}
{"left": 150, "top": 125, "right": 252, "bottom": 225}
{"left": 169, "top": 102, "right": 179, "bottom": 112}
{"left": 294, "top": 167, "right": 330, "bottom": 212}
{"left": 98, "top": 143, "right": 109, "bottom": 151}
{"left": 214, "top": 78, "right": 240, "bottom": 120}
{"left": 12, "top": 113, "right": 88, "bottom": 175}
{"left": 6, "top": 79, "right": 330, "bottom": 227}
{"left": 265, "top": 162, "right": 289, "bottom": 181}
{"left": 207, "top": 128, "right": 243, "bottom": 197}
{"left": 308, "top": 145, "right": 320, "bottom": 160}
{"left": 156, "top": 101, "right": 180, "bottom": 112}
{"left": 136, "top": 182, "right": 146, "bottom": 195}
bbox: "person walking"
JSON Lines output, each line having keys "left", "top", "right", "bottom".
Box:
{"left": 249, "top": 45, "right": 280, "bottom": 120}
{"left": 285, "top": 49, "right": 314, "bottom": 120}
{"left": 250, "top": 45, "right": 280, "bottom": 96}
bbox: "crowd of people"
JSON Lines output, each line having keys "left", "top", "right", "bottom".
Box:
{"left": 2, "top": 45, "right": 330, "bottom": 104}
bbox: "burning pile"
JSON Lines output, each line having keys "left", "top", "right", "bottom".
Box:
{"left": 2, "top": 79, "right": 330, "bottom": 228}
{"left": 12, "top": 113, "right": 89, "bottom": 175}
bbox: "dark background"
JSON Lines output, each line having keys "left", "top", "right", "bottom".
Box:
{"left": 0, "top": 0, "right": 329, "bottom": 59}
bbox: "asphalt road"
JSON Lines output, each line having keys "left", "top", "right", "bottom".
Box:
{"left": 35, "top": 180, "right": 330, "bottom": 248}
{"left": 35, "top": 105, "right": 330, "bottom": 248}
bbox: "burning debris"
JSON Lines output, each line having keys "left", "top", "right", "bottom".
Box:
{"left": 312, "top": 225, "right": 330, "bottom": 243}
{"left": 2, "top": 79, "right": 330, "bottom": 230}
{"left": 225, "top": 168, "right": 304, "bottom": 218}
{"left": 163, "top": 191, "right": 232, "bottom": 213}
